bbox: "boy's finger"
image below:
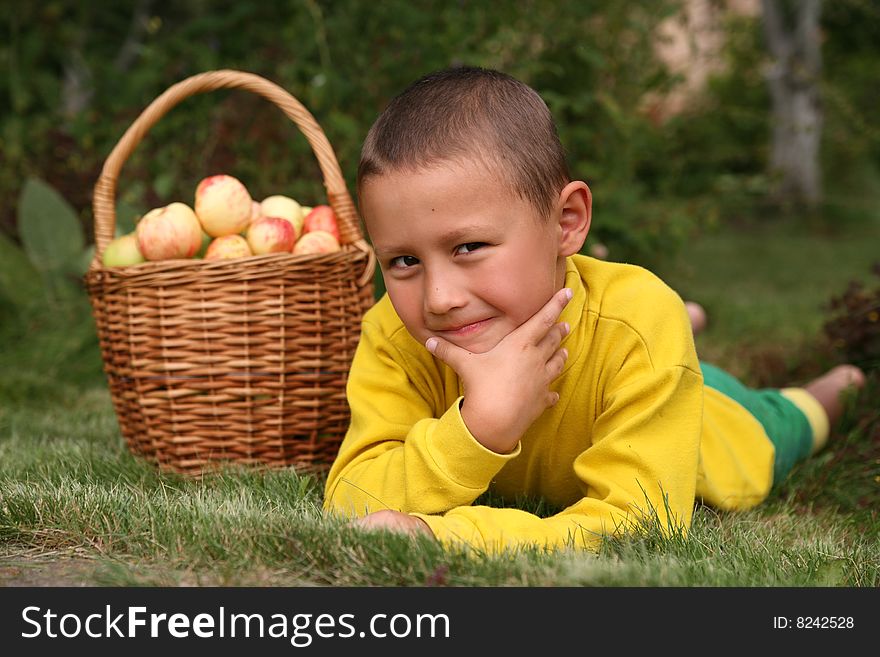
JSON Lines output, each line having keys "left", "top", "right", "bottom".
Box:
{"left": 536, "top": 320, "right": 570, "bottom": 356}
{"left": 518, "top": 288, "right": 573, "bottom": 341}
{"left": 425, "top": 336, "right": 469, "bottom": 371}
{"left": 546, "top": 347, "right": 568, "bottom": 380}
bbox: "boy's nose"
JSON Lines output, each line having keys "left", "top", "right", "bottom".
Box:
{"left": 423, "top": 272, "right": 466, "bottom": 315}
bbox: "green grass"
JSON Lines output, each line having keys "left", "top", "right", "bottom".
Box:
{"left": 1, "top": 389, "right": 877, "bottom": 587}
{"left": 1, "top": 216, "right": 879, "bottom": 587}
{"left": 655, "top": 214, "right": 880, "bottom": 383}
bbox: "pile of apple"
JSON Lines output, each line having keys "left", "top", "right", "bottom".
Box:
{"left": 101, "top": 174, "right": 342, "bottom": 267}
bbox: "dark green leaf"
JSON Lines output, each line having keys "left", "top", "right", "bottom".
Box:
{"left": 18, "top": 177, "right": 86, "bottom": 274}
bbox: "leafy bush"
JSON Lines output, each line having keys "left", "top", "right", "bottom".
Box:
{"left": 3, "top": 1, "right": 879, "bottom": 269}
{"left": 0, "top": 178, "right": 102, "bottom": 400}
{"left": 822, "top": 263, "right": 880, "bottom": 372}
{"left": 0, "top": 178, "right": 93, "bottom": 317}
{"left": 0, "top": 1, "right": 696, "bottom": 267}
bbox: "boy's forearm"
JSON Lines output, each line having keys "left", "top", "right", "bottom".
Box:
{"left": 411, "top": 502, "right": 639, "bottom": 554}
{"left": 459, "top": 401, "right": 522, "bottom": 454}
{"left": 324, "top": 397, "right": 518, "bottom": 516}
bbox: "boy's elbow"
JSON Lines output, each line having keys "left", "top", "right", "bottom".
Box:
{"left": 321, "top": 471, "right": 348, "bottom": 514}
{"left": 322, "top": 473, "right": 378, "bottom": 518}
{"left": 322, "top": 490, "right": 366, "bottom": 518}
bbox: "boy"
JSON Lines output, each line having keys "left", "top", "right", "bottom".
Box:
{"left": 322, "top": 66, "right": 865, "bottom": 553}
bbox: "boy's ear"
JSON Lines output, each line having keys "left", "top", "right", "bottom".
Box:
{"left": 556, "top": 181, "right": 592, "bottom": 257}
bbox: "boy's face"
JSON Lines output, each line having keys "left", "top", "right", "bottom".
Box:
{"left": 360, "top": 158, "right": 567, "bottom": 354}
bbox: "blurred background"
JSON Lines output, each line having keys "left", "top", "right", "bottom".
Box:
{"left": 2, "top": 0, "right": 879, "bottom": 392}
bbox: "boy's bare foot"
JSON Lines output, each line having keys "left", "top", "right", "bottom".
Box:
{"left": 685, "top": 301, "right": 707, "bottom": 336}
{"left": 803, "top": 364, "right": 866, "bottom": 426}
{"left": 588, "top": 242, "right": 610, "bottom": 260}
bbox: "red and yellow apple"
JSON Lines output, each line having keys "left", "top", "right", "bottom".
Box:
{"left": 261, "top": 194, "right": 303, "bottom": 239}
{"left": 135, "top": 202, "right": 203, "bottom": 261}
{"left": 102, "top": 232, "right": 146, "bottom": 267}
{"left": 302, "top": 205, "right": 341, "bottom": 242}
{"left": 194, "top": 174, "right": 253, "bottom": 237}
{"left": 246, "top": 216, "right": 296, "bottom": 255}
{"left": 204, "top": 234, "right": 253, "bottom": 260}
{"left": 250, "top": 200, "right": 263, "bottom": 223}
{"left": 293, "top": 230, "right": 340, "bottom": 255}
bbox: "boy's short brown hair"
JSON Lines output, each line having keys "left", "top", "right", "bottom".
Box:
{"left": 357, "top": 66, "right": 571, "bottom": 219}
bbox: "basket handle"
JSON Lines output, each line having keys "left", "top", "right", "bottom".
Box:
{"left": 89, "top": 69, "right": 375, "bottom": 286}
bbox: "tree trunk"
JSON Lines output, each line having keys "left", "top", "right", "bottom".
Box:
{"left": 761, "top": 0, "right": 823, "bottom": 209}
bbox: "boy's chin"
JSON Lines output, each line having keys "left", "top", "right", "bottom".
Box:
{"left": 408, "top": 329, "right": 497, "bottom": 355}
{"left": 436, "top": 334, "right": 501, "bottom": 355}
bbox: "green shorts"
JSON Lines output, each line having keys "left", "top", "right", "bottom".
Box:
{"left": 700, "top": 362, "right": 827, "bottom": 486}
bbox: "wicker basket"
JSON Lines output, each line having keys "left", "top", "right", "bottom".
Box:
{"left": 84, "top": 70, "right": 376, "bottom": 476}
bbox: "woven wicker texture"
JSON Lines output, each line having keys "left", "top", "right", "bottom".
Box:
{"left": 84, "top": 70, "right": 376, "bottom": 476}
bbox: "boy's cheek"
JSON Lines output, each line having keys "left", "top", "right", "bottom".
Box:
{"left": 385, "top": 289, "right": 428, "bottom": 341}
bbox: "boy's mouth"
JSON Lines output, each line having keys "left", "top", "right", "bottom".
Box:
{"left": 435, "top": 317, "right": 493, "bottom": 337}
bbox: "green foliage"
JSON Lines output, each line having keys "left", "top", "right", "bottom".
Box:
{"left": 0, "top": 0, "right": 693, "bottom": 266}
{"left": 19, "top": 178, "right": 87, "bottom": 275}
{"left": 822, "top": 263, "right": 880, "bottom": 372}
{"left": 643, "top": 12, "right": 772, "bottom": 222}
{"left": 0, "top": 297, "right": 102, "bottom": 405}
{"left": 0, "top": 177, "right": 101, "bottom": 403}
{"left": 3, "top": 0, "right": 879, "bottom": 266}
{"left": 0, "top": 232, "right": 43, "bottom": 312}
{"left": 820, "top": 0, "right": 880, "bottom": 223}
{"left": 11, "top": 177, "right": 91, "bottom": 307}
{"left": 656, "top": 215, "right": 880, "bottom": 387}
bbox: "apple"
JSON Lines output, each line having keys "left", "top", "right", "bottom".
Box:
{"left": 246, "top": 216, "right": 296, "bottom": 255}
{"left": 302, "top": 205, "right": 341, "bottom": 242}
{"left": 102, "top": 232, "right": 146, "bottom": 267}
{"left": 194, "top": 174, "right": 253, "bottom": 237}
{"left": 204, "top": 234, "right": 253, "bottom": 260}
{"left": 293, "top": 230, "right": 340, "bottom": 255}
{"left": 136, "top": 202, "right": 203, "bottom": 261}
{"left": 261, "top": 194, "right": 303, "bottom": 239}
{"left": 250, "top": 200, "right": 263, "bottom": 223}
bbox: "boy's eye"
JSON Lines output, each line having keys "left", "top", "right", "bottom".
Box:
{"left": 455, "top": 242, "right": 486, "bottom": 255}
{"left": 389, "top": 255, "right": 420, "bottom": 269}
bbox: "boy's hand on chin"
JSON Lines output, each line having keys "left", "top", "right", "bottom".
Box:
{"left": 353, "top": 510, "right": 434, "bottom": 537}
{"left": 426, "top": 287, "right": 572, "bottom": 454}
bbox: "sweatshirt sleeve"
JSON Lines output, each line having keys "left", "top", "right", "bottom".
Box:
{"left": 412, "top": 363, "right": 703, "bottom": 553}
{"left": 323, "top": 317, "right": 519, "bottom": 517}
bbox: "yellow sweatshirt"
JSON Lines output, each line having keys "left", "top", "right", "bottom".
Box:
{"left": 323, "top": 255, "right": 775, "bottom": 553}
